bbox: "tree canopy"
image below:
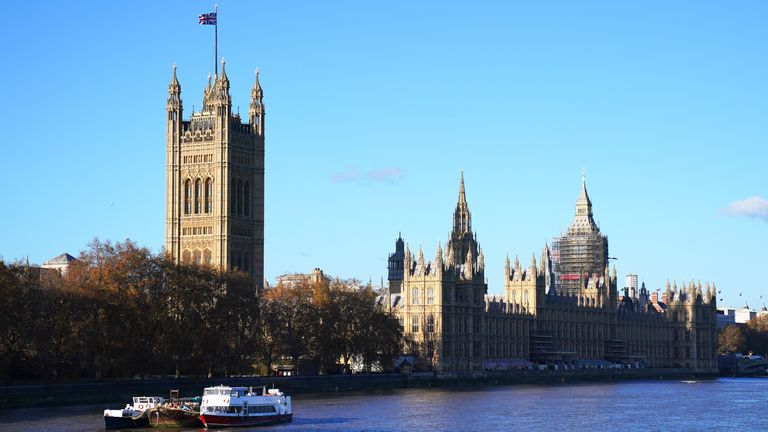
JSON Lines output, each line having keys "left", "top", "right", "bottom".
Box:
{"left": 0, "top": 239, "right": 402, "bottom": 383}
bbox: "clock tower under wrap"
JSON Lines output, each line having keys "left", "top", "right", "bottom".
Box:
{"left": 165, "top": 60, "right": 265, "bottom": 290}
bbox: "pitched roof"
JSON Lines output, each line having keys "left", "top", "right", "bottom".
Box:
{"left": 43, "top": 253, "right": 77, "bottom": 266}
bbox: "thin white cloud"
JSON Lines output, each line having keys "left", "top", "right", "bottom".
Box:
{"left": 331, "top": 166, "right": 360, "bottom": 183}
{"left": 722, "top": 196, "right": 768, "bottom": 221}
{"left": 331, "top": 166, "right": 404, "bottom": 184}
{"left": 367, "top": 167, "right": 404, "bottom": 183}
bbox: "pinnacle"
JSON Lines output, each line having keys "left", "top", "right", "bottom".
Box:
{"left": 169, "top": 63, "right": 179, "bottom": 87}
{"left": 219, "top": 57, "right": 228, "bottom": 81}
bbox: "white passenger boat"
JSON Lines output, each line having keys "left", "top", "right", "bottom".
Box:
{"left": 199, "top": 385, "right": 292, "bottom": 428}
{"left": 103, "top": 396, "right": 164, "bottom": 429}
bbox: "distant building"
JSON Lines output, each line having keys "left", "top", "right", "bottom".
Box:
{"left": 41, "top": 252, "right": 77, "bottom": 275}
{"left": 387, "top": 234, "right": 405, "bottom": 296}
{"left": 626, "top": 274, "right": 638, "bottom": 297}
{"left": 275, "top": 268, "right": 331, "bottom": 288}
{"left": 716, "top": 307, "right": 736, "bottom": 328}
{"left": 389, "top": 174, "right": 718, "bottom": 373}
{"left": 735, "top": 304, "right": 756, "bottom": 324}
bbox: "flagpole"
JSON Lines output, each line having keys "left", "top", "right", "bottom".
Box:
{"left": 214, "top": 3, "right": 218, "bottom": 76}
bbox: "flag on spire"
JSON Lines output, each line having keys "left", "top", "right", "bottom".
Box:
{"left": 199, "top": 12, "right": 217, "bottom": 25}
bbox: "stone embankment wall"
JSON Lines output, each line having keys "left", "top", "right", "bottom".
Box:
{"left": 0, "top": 368, "right": 718, "bottom": 409}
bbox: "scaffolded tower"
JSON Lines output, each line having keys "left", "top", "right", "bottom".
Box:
{"left": 551, "top": 176, "right": 609, "bottom": 296}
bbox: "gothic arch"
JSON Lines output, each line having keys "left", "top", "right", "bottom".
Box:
{"left": 194, "top": 178, "right": 202, "bottom": 214}
{"left": 204, "top": 178, "right": 213, "bottom": 213}
{"left": 193, "top": 249, "right": 202, "bottom": 265}
{"left": 203, "top": 248, "right": 212, "bottom": 265}
{"left": 244, "top": 180, "right": 250, "bottom": 216}
{"left": 236, "top": 179, "right": 243, "bottom": 215}
{"left": 184, "top": 179, "right": 192, "bottom": 215}
{"left": 182, "top": 250, "right": 191, "bottom": 263}
{"left": 231, "top": 178, "right": 237, "bottom": 214}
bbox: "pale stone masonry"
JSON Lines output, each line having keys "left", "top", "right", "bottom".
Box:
{"left": 390, "top": 174, "right": 718, "bottom": 372}
{"left": 165, "top": 60, "right": 265, "bottom": 289}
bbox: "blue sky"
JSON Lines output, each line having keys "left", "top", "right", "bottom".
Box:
{"left": 1, "top": 1, "right": 766, "bottom": 308}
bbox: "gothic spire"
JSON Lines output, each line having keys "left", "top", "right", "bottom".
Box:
{"left": 453, "top": 171, "right": 471, "bottom": 235}
{"left": 252, "top": 68, "right": 262, "bottom": 94}
{"left": 169, "top": 63, "right": 180, "bottom": 89}
{"left": 167, "top": 64, "right": 181, "bottom": 108}
{"left": 569, "top": 172, "right": 598, "bottom": 234}
{"left": 249, "top": 68, "right": 265, "bottom": 133}
{"left": 219, "top": 58, "right": 229, "bottom": 83}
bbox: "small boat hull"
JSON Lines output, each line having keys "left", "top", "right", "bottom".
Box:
{"left": 200, "top": 413, "right": 293, "bottom": 428}
{"left": 104, "top": 412, "right": 149, "bottom": 429}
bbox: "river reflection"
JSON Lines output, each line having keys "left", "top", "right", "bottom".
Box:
{"left": 1, "top": 378, "right": 766, "bottom": 431}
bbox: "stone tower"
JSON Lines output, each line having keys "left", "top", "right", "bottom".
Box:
{"left": 165, "top": 61, "right": 265, "bottom": 289}
{"left": 552, "top": 175, "right": 609, "bottom": 296}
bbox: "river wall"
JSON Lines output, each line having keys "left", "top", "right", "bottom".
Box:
{"left": 0, "top": 368, "right": 718, "bottom": 409}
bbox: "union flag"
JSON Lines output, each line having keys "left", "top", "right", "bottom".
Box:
{"left": 199, "top": 12, "right": 217, "bottom": 25}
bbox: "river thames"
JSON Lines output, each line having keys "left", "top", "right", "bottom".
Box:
{"left": 0, "top": 378, "right": 765, "bottom": 431}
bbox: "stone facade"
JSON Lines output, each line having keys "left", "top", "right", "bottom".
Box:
{"left": 165, "top": 61, "right": 265, "bottom": 289}
{"left": 390, "top": 174, "right": 718, "bottom": 372}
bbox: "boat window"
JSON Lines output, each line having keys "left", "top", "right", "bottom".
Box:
{"left": 249, "top": 405, "right": 277, "bottom": 414}
{"left": 230, "top": 391, "right": 239, "bottom": 397}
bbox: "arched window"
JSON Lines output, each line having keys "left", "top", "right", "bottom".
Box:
{"left": 182, "top": 250, "right": 191, "bottom": 263}
{"left": 203, "top": 249, "right": 211, "bottom": 265}
{"left": 205, "top": 178, "right": 213, "bottom": 213}
{"left": 243, "top": 181, "right": 250, "bottom": 216}
{"left": 231, "top": 179, "right": 237, "bottom": 214}
{"left": 243, "top": 252, "right": 250, "bottom": 273}
{"left": 184, "top": 180, "right": 192, "bottom": 215}
{"left": 194, "top": 179, "right": 202, "bottom": 214}
{"left": 193, "top": 249, "right": 202, "bottom": 265}
{"left": 236, "top": 180, "right": 243, "bottom": 215}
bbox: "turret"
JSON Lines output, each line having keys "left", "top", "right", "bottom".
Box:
{"left": 166, "top": 63, "right": 182, "bottom": 140}
{"left": 168, "top": 64, "right": 181, "bottom": 107}
{"left": 403, "top": 244, "right": 411, "bottom": 279}
{"left": 249, "top": 68, "right": 265, "bottom": 136}
{"left": 417, "top": 245, "right": 425, "bottom": 267}
{"left": 464, "top": 247, "right": 474, "bottom": 280}
{"left": 214, "top": 58, "right": 231, "bottom": 111}
{"left": 504, "top": 254, "right": 511, "bottom": 279}
{"left": 478, "top": 246, "right": 485, "bottom": 274}
{"left": 453, "top": 172, "right": 471, "bottom": 235}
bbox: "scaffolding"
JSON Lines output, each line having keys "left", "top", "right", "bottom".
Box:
{"left": 551, "top": 231, "right": 609, "bottom": 296}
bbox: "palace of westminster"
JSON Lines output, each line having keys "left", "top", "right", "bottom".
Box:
{"left": 163, "top": 58, "right": 717, "bottom": 372}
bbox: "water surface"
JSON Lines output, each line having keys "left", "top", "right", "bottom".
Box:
{"left": 1, "top": 378, "right": 763, "bottom": 431}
